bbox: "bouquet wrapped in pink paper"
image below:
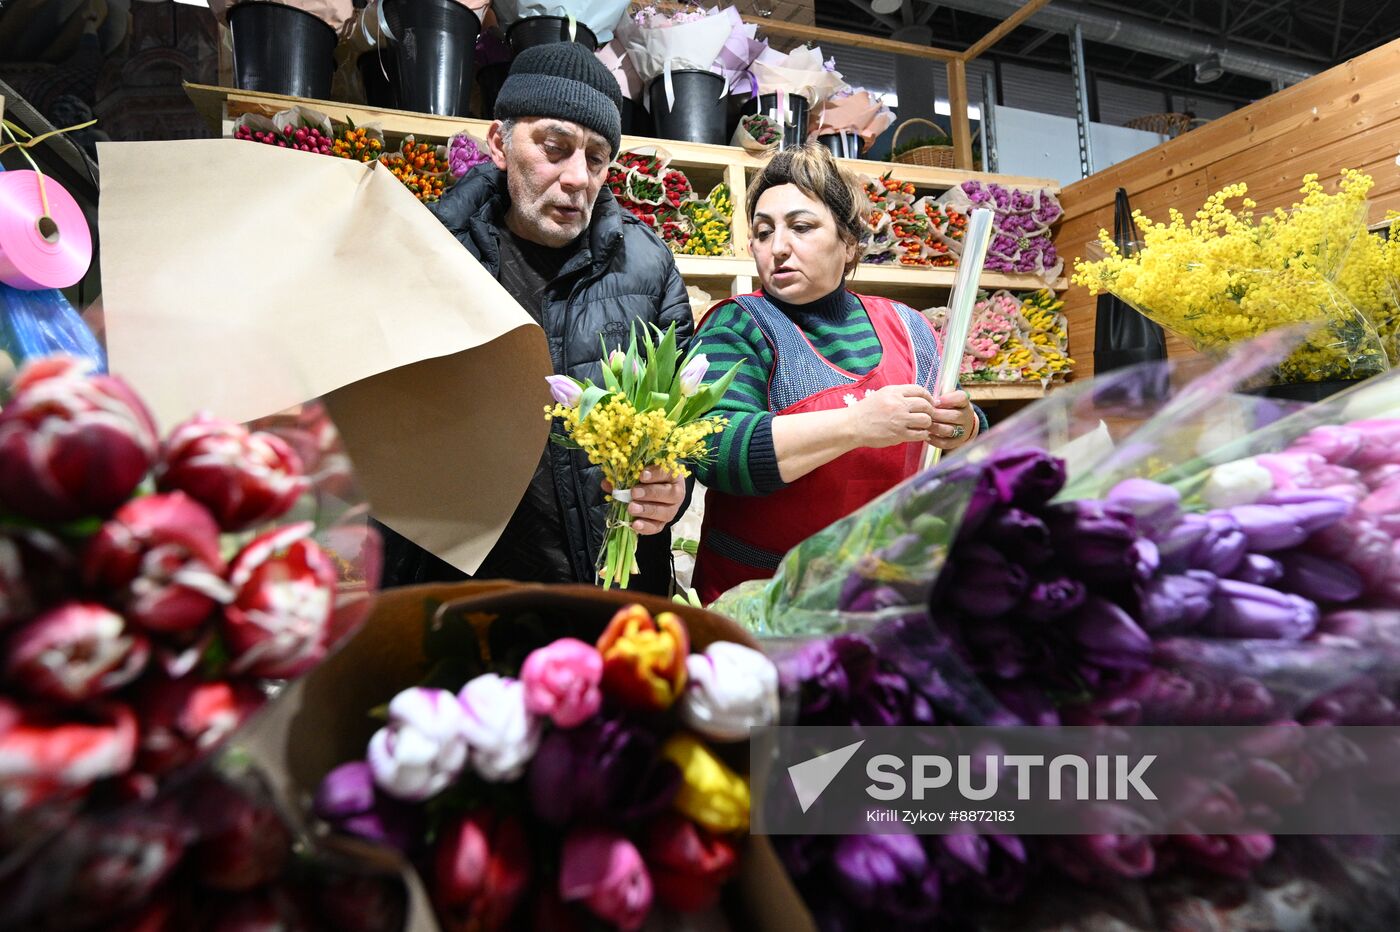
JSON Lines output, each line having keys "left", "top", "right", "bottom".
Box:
{"left": 0, "top": 356, "right": 380, "bottom": 867}
{"left": 808, "top": 87, "right": 895, "bottom": 150}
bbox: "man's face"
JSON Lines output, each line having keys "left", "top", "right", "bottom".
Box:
{"left": 488, "top": 117, "right": 611, "bottom": 247}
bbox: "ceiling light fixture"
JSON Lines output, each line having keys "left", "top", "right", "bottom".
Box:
{"left": 1193, "top": 53, "right": 1224, "bottom": 84}
{"left": 870, "top": 0, "right": 904, "bottom": 15}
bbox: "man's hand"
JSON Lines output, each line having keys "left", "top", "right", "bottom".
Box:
{"left": 602, "top": 468, "right": 686, "bottom": 536}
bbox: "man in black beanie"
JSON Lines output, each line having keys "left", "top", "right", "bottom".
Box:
{"left": 376, "top": 42, "right": 693, "bottom": 595}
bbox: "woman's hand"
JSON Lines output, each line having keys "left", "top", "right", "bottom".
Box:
{"left": 849, "top": 385, "right": 938, "bottom": 449}
{"left": 602, "top": 469, "right": 686, "bottom": 536}
{"left": 926, "top": 390, "right": 979, "bottom": 451}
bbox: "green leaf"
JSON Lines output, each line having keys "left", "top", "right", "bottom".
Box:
{"left": 600, "top": 361, "right": 620, "bottom": 393}
{"left": 680, "top": 360, "right": 742, "bottom": 420}
{"left": 577, "top": 384, "right": 612, "bottom": 424}
{"left": 653, "top": 323, "right": 679, "bottom": 395}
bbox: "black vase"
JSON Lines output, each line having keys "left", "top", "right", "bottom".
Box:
{"left": 816, "top": 131, "right": 863, "bottom": 159}
{"left": 648, "top": 70, "right": 727, "bottom": 145}
{"left": 384, "top": 0, "right": 481, "bottom": 116}
{"left": 229, "top": 2, "right": 337, "bottom": 100}
{"left": 757, "top": 92, "right": 810, "bottom": 149}
{"left": 358, "top": 47, "right": 400, "bottom": 109}
{"left": 474, "top": 62, "right": 510, "bottom": 118}
{"left": 507, "top": 16, "right": 599, "bottom": 53}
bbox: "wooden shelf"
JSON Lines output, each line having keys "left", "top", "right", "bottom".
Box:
{"left": 964, "top": 382, "right": 1050, "bottom": 402}
{"left": 674, "top": 254, "right": 1064, "bottom": 294}
{"left": 184, "top": 82, "right": 1060, "bottom": 194}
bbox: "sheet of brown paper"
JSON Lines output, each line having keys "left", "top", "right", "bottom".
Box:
{"left": 97, "top": 138, "right": 551, "bottom": 574}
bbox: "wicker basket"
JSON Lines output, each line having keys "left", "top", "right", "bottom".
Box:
{"left": 891, "top": 117, "right": 956, "bottom": 168}
{"left": 1123, "top": 112, "right": 1195, "bottom": 138}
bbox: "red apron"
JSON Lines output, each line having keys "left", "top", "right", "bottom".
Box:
{"left": 694, "top": 291, "right": 941, "bottom": 604}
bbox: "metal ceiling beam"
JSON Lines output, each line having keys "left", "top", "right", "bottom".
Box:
{"left": 1344, "top": 0, "right": 1397, "bottom": 56}
{"left": 913, "top": 0, "right": 1317, "bottom": 83}
{"left": 1019, "top": 28, "right": 1058, "bottom": 54}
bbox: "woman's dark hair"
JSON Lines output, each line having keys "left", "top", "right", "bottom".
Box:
{"left": 746, "top": 144, "right": 866, "bottom": 274}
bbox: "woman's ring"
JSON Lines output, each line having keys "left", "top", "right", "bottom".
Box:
{"left": 950, "top": 424, "right": 966, "bottom": 440}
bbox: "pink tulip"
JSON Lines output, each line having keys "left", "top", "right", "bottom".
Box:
{"left": 5, "top": 603, "right": 149, "bottom": 703}
{"left": 157, "top": 413, "right": 308, "bottom": 532}
{"left": 0, "top": 699, "right": 137, "bottom": 812}
{"left": 222, "top": 522, "right": 338, "bottom": 679}
{"left": 83, "top": 492, "right": 230, "bottom": 635}
{"left": 0, "top": 357, "right": 158, "bottom": 521}
{"left": 1345, "top": 418, "right": 1400, "bottom": 470}
{"left": 133, "top": 676, "right": 263, "bottom": 776}
{"left": 559, "top": 828, "right": 653, "bottom": 931}
{"left": 433, "top": 810, "right": 531, "bottom": 932}
{"left": 1287, "top": 424, "right": 1362, "bottom": 465}
{"left": 521, "top": 637, "right": 603, "bottom": 728}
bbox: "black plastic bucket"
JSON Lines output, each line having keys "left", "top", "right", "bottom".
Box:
{"left": 229, "top": 3, "right": 336, "bottom": 100}
{"left": 358, "top": 48, "right": 400, "bottom": 109}
{"left": 1248, "top": 379, "right": 1364, "bottom": 403}
{"left": 757, "top": 92, "right": 810, "bottom": 149}
{"left": 648, "top": 70, "right": 727, "bottom": 145}
{"left": 816, "top": 131, "right": 863, "bottom": 159}
{"left": 474, "top": 62, "right": 510, "bottom": 118}
{"left": 620, "top": 97, "right": 652, "bottom": 137}
{"left": 507, "top": 16, "right": 599, "bottom": 53}
{"left": 384, "top": 0, "right": 480, "bottom": 116}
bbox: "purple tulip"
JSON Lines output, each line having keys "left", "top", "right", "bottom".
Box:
{"left": 1226, "top": 504, "right": 1312, "bottom": 551}
{"left": 831, "top": 833, "right": 942, "bottom": 923}
{"left": 1230, "top": 553, "right": 1284, "bottom": 586}
{"left": 1106, "top": 478, "right": 1181, "bottom": 535}
{"left": 1277, "top": 551, "right": 1364, "bottom": 604}
{"left": 1255, "top": 490, "right": 1354, "bottom": 531}
{"left": 1071, "top": 596, "right": 1153, "bottom": 673}
{"left": 1157, "top": 513, "right": 1247, "bottom": 576}
{"left": 1167, "top": 833, "right": 1274, "bottom": 880}
{"left": 1135, "top": 570, "right": 1216, "bottom": 633}
{"left": 985, "top": 508, "right": 1052, "bottom": 565}
{"left": 527, "top": 714, "right": 680, "bottom": 826}
{"left": 990, "top": 681, "right": 1060, "bottom": 725}
{"left": 965, "top": 618, "right": 1033, "bottom": 680}
{"left": 314, "top": 761, "right": 423, "bottom": 853}
{"left": 1021, "top": 575, "right": 1086, "bottom": 623}
{"left": 950, "top": 544, "right": 1028, "bottom": 618}
{"left": 985, "top": 449, "right": 1066, "bottom": 509}
{"left": 936, "top": 833, "right": 988, "bottom": 876}
{"left": 1047, "top": 822, "right": 1155, "bottom": 884}
{"left": 840, "top": 582, "right": 909, "bottom": 614}
{"left": 546, "top": 375, "right": 583, "bottom": 407}
{"left": 1203, "top": 579, "right": 1319, "bottom": 640}
{"left": 1044, "top": 501, "right": 1153, "bottom": 582}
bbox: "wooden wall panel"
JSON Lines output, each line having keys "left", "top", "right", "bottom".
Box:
{"left": 1056, "top": 39, "right": 1400, "bottom": 378}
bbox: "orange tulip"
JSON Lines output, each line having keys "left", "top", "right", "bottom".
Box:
{"left": 595, "top": 605, "right": 689, "bottom": 711}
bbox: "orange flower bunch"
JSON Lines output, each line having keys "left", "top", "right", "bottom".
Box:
{"left": 379, "top": 136, "right": 450, "bottom": 203}
{"left": 331, "top": 122, "right": 383, "bottom": 163}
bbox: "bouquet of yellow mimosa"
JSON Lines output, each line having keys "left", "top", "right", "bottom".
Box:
{"left": 546, "top": 324, "right": 739, "bottom": 588}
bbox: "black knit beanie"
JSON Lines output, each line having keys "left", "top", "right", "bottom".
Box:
{"left": 494, "top": 43, "right": 623, "bottom": 156}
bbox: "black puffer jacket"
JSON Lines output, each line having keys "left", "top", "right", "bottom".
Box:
{"left": 378, "top": 163, "right": 694, "bottom": 595}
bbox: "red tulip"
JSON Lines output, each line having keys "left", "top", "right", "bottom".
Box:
{"left": 223, "top": 522, "right": 337, "bottom": 679}
{"left": 157, "top": 413, "right": 308, "bottom": 532}
{"left": 643, "top": 813, "right": 740, "bottom": 913}
{"left": 0, "top": 527, "right": 71, "bottom": 629}
{"left": 0, "top": 699, "right": 137, "bottom": 813}
{"left": 433, "top": 809, "right": 531, "bottom": 932}
{"left": 207, "top": 888, "right": 312, "bottom": 932}
{"left": 69, "top": 816, "right": 186, "bottom": 916}
{"left": 596, "top": 605, "right": 689, "bottom": 712}
{"left": 83, "top": 492, "right": 230, "bottom": 634}
{"left": 192, "top": 786, "right": 292, "bottom": 891}
{"left": 0, "top": 356, "right": 158, "bottom": 521}
{"left": 5, "top": 602, "right": 150, "bottom": 703}
{"left": 134, "top": 677, "right": 262, "bottom": 776}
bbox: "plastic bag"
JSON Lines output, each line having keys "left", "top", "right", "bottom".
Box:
{"left": 0, "top": 285, "right": 106, "bottom": 373}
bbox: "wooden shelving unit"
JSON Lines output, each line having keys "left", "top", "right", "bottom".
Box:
{"left": 184, "top": 82, "right": 1064, "bottom": 404}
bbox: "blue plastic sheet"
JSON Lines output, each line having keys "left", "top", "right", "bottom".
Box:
{"left": 0, "top": 282, "right": 106, "bottom": 373}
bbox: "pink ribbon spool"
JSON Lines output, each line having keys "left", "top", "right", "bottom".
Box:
{"left": 0, "top": 170, "right": 93, "bottom": 290}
